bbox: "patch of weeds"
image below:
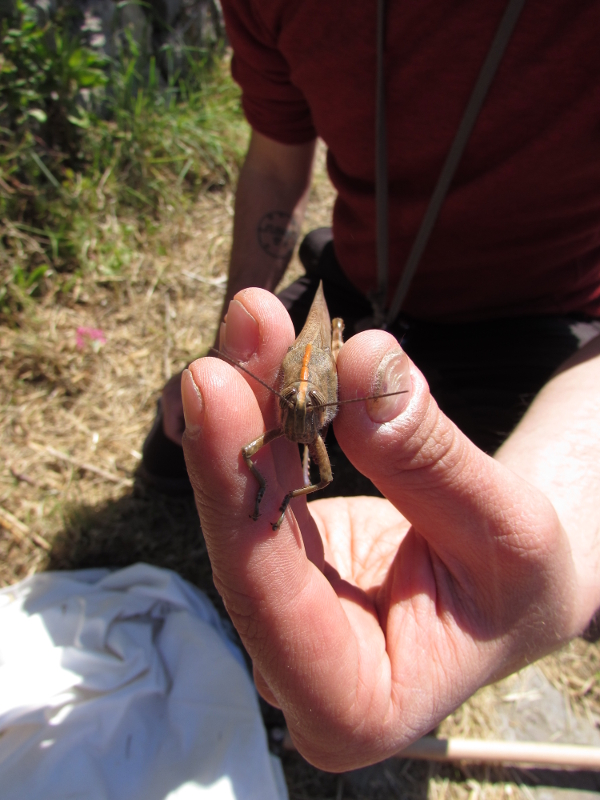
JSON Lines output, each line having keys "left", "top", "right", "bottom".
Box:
{"left": 0, "top": 0, "right": 109, "bottom": 313}
{"left": 0, "top": 0, "right": 248, "bottom": 319}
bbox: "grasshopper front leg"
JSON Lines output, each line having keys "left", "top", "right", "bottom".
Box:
{"left": 272, "top": 433, "right": 333, "bottom": 531}
{"left": 242, "top": 428, "right": 283, "bottom": 520}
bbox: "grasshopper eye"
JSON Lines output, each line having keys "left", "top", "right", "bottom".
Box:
{"left": 280, "top": 386, "right": 297, "bottom": 409}
{"left": 306, "top": 390, "right": 326, "bottom": 409}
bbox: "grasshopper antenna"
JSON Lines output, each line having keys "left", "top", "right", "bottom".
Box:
{"left": 209, "top": 348, "right": 293, "bottom": 406}
{"left": 210, "top": 349, "right": 407, "bottom": 412}
{"left": 314, "top": 390, "right": 409, "bottom": 410}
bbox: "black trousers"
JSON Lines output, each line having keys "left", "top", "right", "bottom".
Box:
{"left": 278, "top": 229, "right": 600, "bottom": 455}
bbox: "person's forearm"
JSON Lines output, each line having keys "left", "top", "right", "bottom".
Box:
{"left": 494, "top": 333, "right": 600, "bottom": 634}
{"left": 160, "top": 133, "right": 315, "bottom": 444}
{"left": 218, "top": 130, "right": 317, "bottom": 329}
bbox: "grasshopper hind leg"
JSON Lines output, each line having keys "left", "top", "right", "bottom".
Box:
{"left": 302, "top": 445, "right": 310, "bottom": 486}
{"left": 331, "top": 317, "right": 344, "bottom": 363}
{"left": 272, "top": 433, "right": 333, "bottom": 530}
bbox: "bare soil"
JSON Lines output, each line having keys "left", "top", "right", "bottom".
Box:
{"left": 1, "top": 143, "right": 598, "bottom": 799}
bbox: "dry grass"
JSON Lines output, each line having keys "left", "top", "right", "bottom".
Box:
{"left": 0, "top": 188, "right": 234, "bottom": 585}
{"left": 3, "top": 139, "right": 340, "bottom": 581}
{"left": 430, "top": 639, "right": 600, "bottom": 799}
{"left": 1, "top": 141, "right": 599, "bottom": 799}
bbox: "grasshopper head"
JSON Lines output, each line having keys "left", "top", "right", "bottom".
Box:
{"left": 279, "top": 384, "right": 327, "bottom": 444}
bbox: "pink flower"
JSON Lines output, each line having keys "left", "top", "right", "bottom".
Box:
{"left": 76, "top": 326, "right": 107, "bottom": 351}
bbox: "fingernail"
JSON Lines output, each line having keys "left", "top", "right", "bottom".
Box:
{"left": 223, "top": 299, "right": 259, "bottom": 361}
{"left": 181, "top": 368, "right": 204, "bottom": 433}
{"left": 367, "top": 349, "right": 411, "bottom": 423}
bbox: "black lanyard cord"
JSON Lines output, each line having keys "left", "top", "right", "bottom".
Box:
{"left": 373, "top": 0, "right": 527, "bottom": 329}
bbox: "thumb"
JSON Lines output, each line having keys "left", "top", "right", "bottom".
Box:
{"left": 334, "top": 331, "right": 575, "bottom": 638}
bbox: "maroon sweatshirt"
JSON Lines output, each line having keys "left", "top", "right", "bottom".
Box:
{"left": 222, "top": 0, "right": 600, "bottom": 322}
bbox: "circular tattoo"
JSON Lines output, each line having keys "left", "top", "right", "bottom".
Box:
{"left": 257, "top": 211, "right": 300, "bottom": 259}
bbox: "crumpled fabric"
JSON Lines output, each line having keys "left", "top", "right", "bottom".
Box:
{"left": 0, "top": 563, "right": 287, "bottom": 800}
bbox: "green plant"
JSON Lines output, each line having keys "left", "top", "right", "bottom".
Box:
{"left": 0, "top": 0, "right": 109, "bottom": 154}
{"left": 0, "top": 1, "right": 247, "bottom": 316}
{"left": 0, "top": 0, "right": 112, "bottom": 301}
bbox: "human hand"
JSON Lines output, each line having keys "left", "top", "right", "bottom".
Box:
{"left": 161, "top": 371, "right": 186, "bottom": 445}
{"left": 181, "top": 288, "right": 578, "bottom": 771}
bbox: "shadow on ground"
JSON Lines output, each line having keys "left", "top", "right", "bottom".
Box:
{"left": 46, "top": 483, "right": 223, "bottom": 609}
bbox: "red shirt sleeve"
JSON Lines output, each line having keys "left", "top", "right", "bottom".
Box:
{"left": 221, "top": 0, "right": 317, "bottom": 144}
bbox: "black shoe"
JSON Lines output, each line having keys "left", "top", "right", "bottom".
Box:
{"left": 298, "top": 227, "right": 333, "bottom": 274}
{"left": 137, "top": 400, "right": 193, "bottom": 495}
{"left": 583, "top": 609, "right": 600, "bottom": 643}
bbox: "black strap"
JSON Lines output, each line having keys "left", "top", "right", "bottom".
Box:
{"left": 371, "top": 0, "right": 389, "bottom": 328}
{"left": 374, "top": 0, "right": 527, "bottom": 328}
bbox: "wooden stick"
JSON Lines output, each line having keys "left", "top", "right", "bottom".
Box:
{"left": 0, "top": 505, "right": 30, "bottom": 540}
{"left": 29, "top": 442, "right": 133, "bottom": 487}
{"left": 0, "top": 506, "right": 51, "bottom": 551}
{"left": 397, "top": 736, "right": 600, "bottom": 769}
{"left": 283, "top": 733, "right": 600, "bottom": 769}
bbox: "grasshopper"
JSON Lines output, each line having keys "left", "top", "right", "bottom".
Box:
{"left": 214, "top": 281, "right": 407, "bottom": 530}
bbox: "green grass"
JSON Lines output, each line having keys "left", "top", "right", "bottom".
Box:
{"left": 0, "top": 1, "right": 248, "bottom": 316}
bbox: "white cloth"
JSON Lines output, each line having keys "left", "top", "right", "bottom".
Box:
{"left": 0, "top": 564, "right": 287, "bottom": 800}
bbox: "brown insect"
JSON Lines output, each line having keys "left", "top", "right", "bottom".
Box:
{"left": 214, "top": 281, "right": 407, "bottom": 530}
